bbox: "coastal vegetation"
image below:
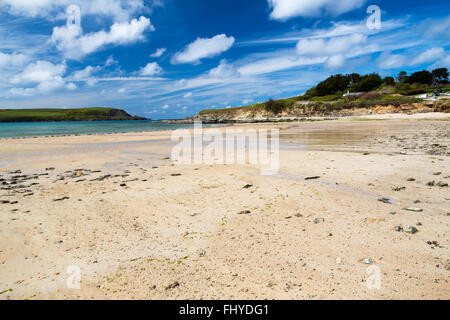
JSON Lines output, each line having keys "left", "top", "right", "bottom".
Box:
{"left": 196, "top": 67, "right": 450, "bottom": 119}
{"left": 0, "top": 107, "right": 147, "bottom": 122}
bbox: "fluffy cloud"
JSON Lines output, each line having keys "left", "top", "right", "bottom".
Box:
{"left": 0, "top": 0, "right": 148, "bottom": 21}
{"left": 377, "top": 48, "right": 447, "bottom": 70}
{"left": 0, "top": 51, "right": 28, "bottom": 68}
{"left": 139, "top": 62, "right": 163, "bottom": 76}
{"left": 326, "top": 55, "right": 346, "bottom": 69}
{"left": 150, "top": 48, "right": 166, "bottom": 58}
{"left": 296, "top": 34, "right": 367, "bottom": 56}
{"left": 172, "top": 34, "right": 235, "bottom": 64}
{"left": 208, "top": 60, "right": 239, "bottom": 78}
{"left": 184, "top": 92, "right": 192, "bottom": 98}
{"left": 71, "top": 65, "right": 101, "bottom": 86}
{"left": 10, "top": 60, "right": 67, "bottom": 94}
{"left": 411, "top": 47, "right": 446, "bottom": 65}
{"left": 51, "top": 16, "right": 154, "bottom": 59}
{"left": 376, "top": 52, "right": 407, "bottom": 69}
{"left": 268, "top": 0, "right": 366, "bottom": 20}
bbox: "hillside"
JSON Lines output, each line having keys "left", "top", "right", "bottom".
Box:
{"left": 169, "top": 68, "right": 450, "bottom": 123}
{"left": 0, "top": 107, "right": 147, "bottom": 122}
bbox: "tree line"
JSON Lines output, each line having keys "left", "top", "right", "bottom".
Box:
{"left": 303, "top": 67, "right": 449, "bottom": 98}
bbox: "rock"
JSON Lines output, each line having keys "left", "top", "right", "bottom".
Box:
{"left": 390, "top": 211, "right": 397, "bottom": 215}
{"left": 392, "top": 186, "right": 406, "bottom": 191}
{"left": 45, "top": 168, "right": 55, "bottom": 171}
{"left": 314, "top": 218, "right": 324, "bottom": 224}
{"left": 295, "top": 213, "right": 303, "bottom": 218}
{"left": 0, "top": 200, "right": 10, "bottom": 204}
{"left": 394, "top": 226, "right": 403, "bottom": 232}
{"left": 404, "top": 226, "right": 418, "bottom": 234}
{"left": 404, "top": 207, "right": 423, "bottom": 212}
{"left": 53, "top": 196, "right": 69, "bottom": 201}
{"left": 437, "top": 181, "right": 448, "bottom": 187}
{"left": 120, "top": 183, "right": 127, "bottom": 187}
{"left": 407, "top": 178, "right": 416, "bottom": 181}
{"left": 427, "top": 181, "right": 435, "bottom": 186}
{"left": 362, "top": 258, "right": 373, "bottom": 264}
{"left": 378, "top": 197, "right": 392, "bottom": 204}
{"left": 433, "top": 172, "right": 442, "bottom": 176}
{"left": 165, "top": 281, "right": 180, "bottom": 290}
{"left": 171, "top": 174, "right": 182, "bottom": 177}
{"left": 243, "top": 184, "right": 253, "bottom": 189}
{"left": 238, "top": 210, "right": 251, "bottom": 215}
{"left": 305, "top": 176, "right": 321, "bottom": 180}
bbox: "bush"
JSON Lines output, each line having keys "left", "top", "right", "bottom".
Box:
{"left": 265, "top": 99, "right": 284, "bottom": 114}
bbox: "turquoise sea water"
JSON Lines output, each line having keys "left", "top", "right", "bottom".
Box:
{"left": 0, "top": 120, "right": 203, "bottom": 139}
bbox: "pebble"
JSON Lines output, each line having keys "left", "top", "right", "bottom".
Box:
{"left": 404, "top": 226, "right": 418, "bottom": 234}
{"left": 305, "top": 176, "right": 321, "bottom": 180}
{"left": 314, "top": 218, "right": 324, "bottom": 224}
{"left": 165, "top": 281, "right": 180, "bottom": 290}
{"left": 238, "top": 210, "right": 251, "bottom": 215}
{"left": 378, "top": 198, "right": 392, "bottom": 204}
{"left": 404, "top": 207, "right": 423, "bottom": 212}
{"left": 362, "top": 258, "right": 373, "bottom": 265}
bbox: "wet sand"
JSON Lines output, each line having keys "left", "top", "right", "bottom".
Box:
{"left": 0, "top": 114, "right": 449, "bottom": 300}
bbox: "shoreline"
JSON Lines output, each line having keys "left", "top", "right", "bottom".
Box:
{"left": 0, "top": 112, "right": 448, "bottom": 141}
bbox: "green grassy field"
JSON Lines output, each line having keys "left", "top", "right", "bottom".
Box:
{"left": 0, "top": 107, "right": 144, "bottom": 122}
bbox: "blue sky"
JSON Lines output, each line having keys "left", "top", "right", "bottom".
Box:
{"left": 0, "top": 0, "right": 449, "bottom": 119}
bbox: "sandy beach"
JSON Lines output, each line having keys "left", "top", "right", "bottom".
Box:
{"left": 0, "top": 114, "right": 449, "bottom": 300}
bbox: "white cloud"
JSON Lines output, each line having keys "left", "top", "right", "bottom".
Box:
{"left": 105, "top": 55, "right": 118, "bottom": 66}
{"left": 66, "top": 82, "right": 77, "bottom": 90}
{"left": 326, "top": 55, "right": 346, "bottom": 69}
{"left": 172, "top": 34, "right": 235, "bottom": 64}
{"left": 238, "top": 56, "right": 327, "bottom": 76}
{"left": 9, "top": 87, "right": 35, "bottom": 97}
{"left": 139, "top": 62, "right": 163, "bottom": 76}
{"left": 9, "top": 60, "right": 67, "bottom": 94}
{"left": 150, "top": 48, "right": 166, "bottom": 58}
{"left": 296, "top": 33, "right": 367, "bottom": 56}
{"left": 377, "top": 52, "right": 407, "bottom": 69}
{"left": 71, "top": 65, "right": 101, "bottom": 86}
{"left": 162, "top": 104, "right": 169, "bottom": 109}
{"left": 184, "top": 92, "right": 192, "bottom": 98}
{"left": 51, "top": 16, "right": 154, "bottom": 59}
{"left": 0, "top": 51, "right": 28, "bottom": 68}
{"left": 429, "top": 55, "right": 450, "bottom": 70}
{"left": 0, "top": 0, "right": 148, "bottom": 21}
{"left": 411, "top": 47, "right": 446, "bottom": 65}
{"left": 268, "top": 0, "right": 366, "bottom": 20}
{"left": 208, "top": 59, "right": 239, "bottom": 78}
{"left": 11, "top": 60, "right": 66, "bottom": 85}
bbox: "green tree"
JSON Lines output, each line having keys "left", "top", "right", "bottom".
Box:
{"left": 383, "top": 76, "right": 395, "bottom": 86}
{"left": 432, "top": 68, "right": 449, "bottom": 85}
{"left": 398, "top": 71, "right": 408, "bottom": 84}
{"left": 406, "top": 70, "right": 433, "bottom": 85}
{"left": 314, "top": 74, "right": 351, "bottom": 96}
{"left": 350, "top": 74, "right": 383, "bottom": 92}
